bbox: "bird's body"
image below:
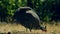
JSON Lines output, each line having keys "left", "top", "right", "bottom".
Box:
{"left": 13, "top": 7, "right": 47, "bottom": 32}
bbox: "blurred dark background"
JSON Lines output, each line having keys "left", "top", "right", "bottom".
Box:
{"left": 0, "top": 0, "right": 60, "bottom": 23}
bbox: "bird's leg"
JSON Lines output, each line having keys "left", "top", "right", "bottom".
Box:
{"left": 29, "top": 23, "right": 32, "bottom": 32}
{"left": 29, "top": 28, "right": 32, "bottom": 32}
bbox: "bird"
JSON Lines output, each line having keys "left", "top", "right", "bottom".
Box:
{"left": 13, "top": 7, "right": 47, "bottom": 32}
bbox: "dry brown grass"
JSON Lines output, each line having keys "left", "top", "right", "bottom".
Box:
{"left": 0, "top": 22, "right": 60, "bottom": 34}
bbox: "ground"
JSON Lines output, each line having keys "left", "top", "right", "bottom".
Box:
{"left": 0, "top": 22, "right": 60, "bottom": 34}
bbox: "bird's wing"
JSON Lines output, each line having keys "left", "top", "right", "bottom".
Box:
{"left": 26, "top": 10, "right": 40, "bottom": 23}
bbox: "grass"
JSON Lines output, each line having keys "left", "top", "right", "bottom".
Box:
{"left": 0, "top": 22, "right": 60, "bottom": 34}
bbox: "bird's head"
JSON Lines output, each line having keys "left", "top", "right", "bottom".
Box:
{"left": 40, "top": 25, "right": 47, "bottom": 32}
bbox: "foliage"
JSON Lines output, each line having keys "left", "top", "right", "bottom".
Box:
{"left": 0, "top": 0, "right": 60, "bottom": 22}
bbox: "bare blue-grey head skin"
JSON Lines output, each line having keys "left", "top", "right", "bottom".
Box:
{"left": 13, "top": 7, "right": 47, "bottom": 32}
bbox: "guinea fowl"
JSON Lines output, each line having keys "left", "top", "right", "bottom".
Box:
{"left": 13, "top": 7, "right": 47, "bottom": 32}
